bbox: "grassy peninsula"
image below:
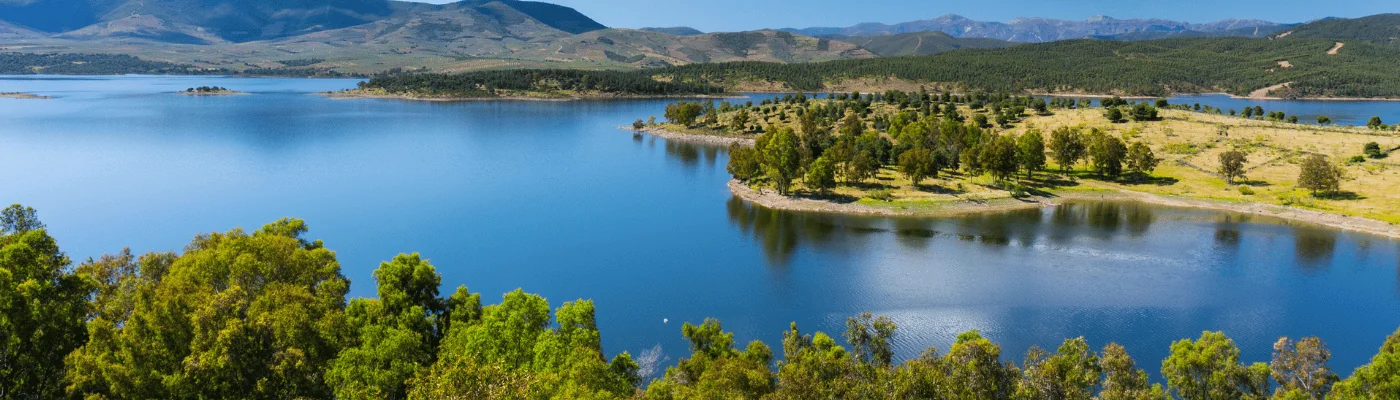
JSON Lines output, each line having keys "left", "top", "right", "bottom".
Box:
{"left": 640, "top": 92, "right": 1400, "bottom": 235}
{"left": 331, "top": 69, "right": 726, "bottom": 101}
{"left": 0, "top": 92, "right": 50, "bottom": 99}
{"left": 178, "top": 86, "right": 244, "bottom": 95}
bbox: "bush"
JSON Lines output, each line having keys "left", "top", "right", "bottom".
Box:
{"left": 1349, "top": 155, "right": 1367, "bottom": 164}
{"left": 865, "top": 189, "right": 895, "bottom": 202}
{"left": 1238, "top": 186, "right": 1255, "bottom": 195}
{"left": 1364, "top": 142, "right": 1384, "bottom": 158}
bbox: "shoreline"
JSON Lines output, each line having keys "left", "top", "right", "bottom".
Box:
{"left": 728, "top": 180, "right": 1400, "bottom": 240}
{"left": 619, "top": 126, "right": 755, "bottom": 146}
{"left": 321, "top": 91, "right": 744, "bottom": 102}
{"left": 177, "top": 91, "right": 246, "bottom": 96}
{"left": 0, "top": 92, "right": 51, "bottom": 99}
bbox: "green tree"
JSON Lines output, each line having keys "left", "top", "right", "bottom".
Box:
{"left": 897, "top": 147, "right": 938, "bottom": 186}
{"left": 1161, "top": 331, "right": 1270, "bottom": 400}
{"left": 763, "top": 128, "right": 804, "bottom": 195}
{"left": 982, "top": 133, "right": 1020, "bottom": 180}
{"left": 1130, "top": 103, "right": 1160, "bottom": 122}
{"left": 646, "top": 319, "right": 775, "bottom": 399}
{"left": 1270, "top": 337, "right": 1337, "bottom": 400}
{"left": 805, "top": 156, "right": 838, "bottom": 193}
{"left": 1016, "top": 337, "right": 1101, "bottom": 400}
{"left": 1218, "top": 150, "right": 1248, "bottom": 185}
{"left": 1363, "top": 142, "right": 1384, "bottom": 159}
{"left": 1297, "top": 155, "right": 1343, "bottom": 196}
{"left": 1367, "top": 116, "right": 1383, "bottom": 129}
{"left": 1105, "top": 107, "right": 1126, "bottom": 123}
{"left": 731, "top": 110, "right": 751, "bottom": 131}
{"left": 727, "top": 144, "right": 762, "bottom": 182}
{"left": 1126, "top": 142, "right": 1160, "bottom": 178}
{"left": 0, "top": 206, "right": 92, "bottom": 399}
{"left": 0, "top": 204, "right": 43, "bottom": 234}
{"left": 844, "top": 312, "right": 896, "bottom": 368}
{"left": 1317, "top": 116, "right": 1331, "bottom": 125}
{"left": 1017, "top": 129, "right": 1047, "bottom": 179}
{"left": 664, "top": 102, "right": 704, "bottom": 126}
{"left": 64, "top": 219, "right": 351, "bottom": 399}
{"left": 1099, "top": 343, "right": 1170, "bottom": 400}
{"left": 632, "top": 119, "right": 645, "bottom": 130}
{"left": 1089, "top": 130, "right": 1128, "bottom": 178}
{"left": 838, "top": 110, "right": 864, "bottom": 136}
{"left": 1050, "top": 127, "right": 1087, "bottom": 173}
{"left": 1328, "top": 327, "right": 1400, "bottom": 399}
{"left": 325, "top": 253, "right": 446, "bottom": 400}
{"left": 946, "top": 330, "right": 1020, "bottom": 399}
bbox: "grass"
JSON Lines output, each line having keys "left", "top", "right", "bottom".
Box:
{"left": 712, "top": 103, "right": 1400, "bottom": 224}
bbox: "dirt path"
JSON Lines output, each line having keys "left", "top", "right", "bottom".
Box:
{"left": 1248, "top": 82, "right": 1292, "bottom": 99}
{"left": 1327, "top": 42, "right": 1344, "bottom": 55}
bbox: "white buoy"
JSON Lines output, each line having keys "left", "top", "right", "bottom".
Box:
{"left": 663, "top": 318, "right": 669, "bottom": 324}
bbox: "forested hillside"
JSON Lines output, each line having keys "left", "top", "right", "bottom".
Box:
{"left": 650, "top": 37, "right": 1400, "bottom": 97}
{"left": 360, "top": 69, "right": 724, "bottom": 98}
{"left": 1286, "top": 14, "right": 1400, "bottom": 45}
{"left": 0, "top": 52, "right": 205, "bottom": 74}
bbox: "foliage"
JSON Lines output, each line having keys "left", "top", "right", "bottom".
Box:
{"left": 1271, "top": 337, "right": 1338, "bottom": 399}
{"left": 1126, "top": 142, "right": 1161, "bottom": 177}
{"left": 1017, "top": 129, "right": 1047, "bottom": 179}
{"left": 1329, "top": 327, "right": 1400, "bottom": 398}
{"left": 897, "top": 147, "right": 938, "bottom": 185}
{"left": 1161, "top": 331, "right": 1271, "bottom": 400}
{"left": 1218, "top": 150, "right": 1248, "bottom": 184}
{"left": 1297, "top": 155, "right": 1344, "bottom": 196}
{"left": 65, "top": 218, "right": 350, "bottom": 399}
{"left": 665, "top": 102, "right": 705, "bottom": 126}
{"left": 804, "top": 156, "right": 838, "bottom": 193}
{"left": 363, "top": 69, "right": 722, "bottom": 98}
{"left": 0, "top": 206, "right": 91, "bottom": 399}
{"left": 1088, "top": 130, "right": 1129, "bottom": 178}
{"left": 651, "top": 37, "right": 1400, "bottom": 97}
{"left": 1050, "top": 126, "right": 1088, "bottom": 173}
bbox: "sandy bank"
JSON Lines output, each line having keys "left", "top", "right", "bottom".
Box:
{"left": 0, "top": 92, "right": 50, "bottom": 99}
{"left": 729, "top": 180, "right": 1400, "bottom": 239}
{"left": 620, "top": 126, "right": 755, "bottom": 146}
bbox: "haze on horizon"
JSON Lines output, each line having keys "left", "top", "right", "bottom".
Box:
{"left": 412, "top": 0, "right": 1395, "bottom": 32}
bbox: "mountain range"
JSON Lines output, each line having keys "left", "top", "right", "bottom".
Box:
{"left": 0, "top": 0, "right": 1393, "bottom": 75}
{"left": 782, "top": 14, "right": 1285, "bottom": 42}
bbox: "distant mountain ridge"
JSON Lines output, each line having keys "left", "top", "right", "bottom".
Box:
{"left": 783, "top": 14, "right": 1283, "bottom": 42}
{"left": 0, "top": 0, "right": 605, "bottom": 43}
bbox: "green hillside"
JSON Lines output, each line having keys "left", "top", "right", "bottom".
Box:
{"left": 1287, "top": 14, "right": 1400, "bottom": 45}
{"left": 649, "top": 37, "right": 1400, "bottom": 97}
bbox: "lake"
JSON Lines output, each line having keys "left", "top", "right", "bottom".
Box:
{"left": 3, "top": 75, "right": 1398, "bottom": 380}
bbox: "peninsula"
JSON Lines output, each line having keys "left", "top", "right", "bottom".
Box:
{"left": 638, "top": 93, "right": 1400, "bottom": 237}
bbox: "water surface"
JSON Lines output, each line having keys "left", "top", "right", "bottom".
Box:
{"left": 3, "top": 75, "right": 1398, "bottom": 380}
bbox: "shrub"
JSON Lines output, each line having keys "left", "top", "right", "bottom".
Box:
{"left": 865, "top": 189, "right": 895, "bottom": 201}
{"left": 1238, "top": 186, "right": 1255, "bottom": 195}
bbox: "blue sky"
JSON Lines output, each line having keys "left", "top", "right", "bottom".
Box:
{"left": 418, "top": 0, "right": 1396, "bottom": 32}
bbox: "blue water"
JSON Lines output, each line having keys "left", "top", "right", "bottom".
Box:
{"left": 3, "top": 75, "right": 1399, "bottom": 381}
{"left": 1044, "top": 94, "right": 1400, "bottom": 127}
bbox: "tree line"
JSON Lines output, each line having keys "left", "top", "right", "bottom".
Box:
{"left": 2, "top": 204, "right": 1397, "bottom": 399}
{"left": 361, "top": 69, "right": 724, "bottom": 98}
{"left": 646, "top": 37, "right": 1400, "bottom": 98}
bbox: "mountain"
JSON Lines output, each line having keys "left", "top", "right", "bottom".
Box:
{"left": 1284, "top": 14, "right": 1400, "bottom": 45}
{"left": 640, "top": 27, "right": 704, "bottom": 36}
{"left": 783, "top": 14, "right": 1282, "bottom": 42}
{"left": 825, "top": 31, "right": 1015, "bottom": 56}
{"left": 0, "top": 0, "right": 604, "bottom": 43}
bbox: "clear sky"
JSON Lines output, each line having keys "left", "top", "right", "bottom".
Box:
{"left": 417, "top": 0, "right": 1396, "bottom": 32}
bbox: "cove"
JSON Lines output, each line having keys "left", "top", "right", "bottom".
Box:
{"left": 2, "top": 75, "right": 1398, "bottom": 380}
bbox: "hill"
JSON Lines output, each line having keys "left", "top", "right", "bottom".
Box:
{"left": 640, "top": 27, "right": 705, "bottom": 36}
{"left": 783, "top": 14, "right": 1282, "bottom": 42}
{"left": 648, "top": 37, "right": 1400, "bottom": 98}
{"left": 0, "top": 0, "right": 605, "bottom": 43}
{"left": 1284, "top": 14, "right": 1400, "bottom": 45}
{"left": 828, "top": 31, "right": 1016, "bottom": 56}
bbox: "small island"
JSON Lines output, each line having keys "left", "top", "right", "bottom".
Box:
{"left": 179, "top": 86, "right": 245, "bottom": 95}
{"left": 327, "top": 69, "right": 729, "bottom": 101}
{"left": 0, "top": 92, "right": 51, "bottom": 99}
{"left": 636, "top": 92, "right": 1400, "bottom": 238}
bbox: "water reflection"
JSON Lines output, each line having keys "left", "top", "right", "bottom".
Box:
{"left": 1293, "top": 227, "right": 1338, "bottom": 272}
